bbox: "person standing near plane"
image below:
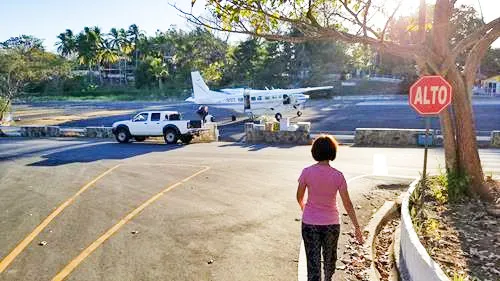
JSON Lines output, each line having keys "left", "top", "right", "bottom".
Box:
{"left": 296, "top": 135, "right": 363, "bottom": 281}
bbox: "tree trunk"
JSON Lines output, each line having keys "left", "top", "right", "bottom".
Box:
{"left": 430, "top": 0, "right": 488, "bottom": 199}
{"left": 439, "top": 109, "right": 458, "bottom": 171}
{"left": 430, "top": 0, "right": 459, "bottom": 173}
{"left": 158, "top": 78, "right": 163, "bottom": 90}
{"left": 0, "top": 99, "right": 11, "bottom": 123}
{"left": 448, "top": 69, "right": 490, "bottom": 199}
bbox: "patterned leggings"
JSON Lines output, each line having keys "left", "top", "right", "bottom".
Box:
{"left": 302, "top": 223, "right": 341, "bottom": 281}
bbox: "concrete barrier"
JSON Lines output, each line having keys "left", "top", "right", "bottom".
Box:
{"left": 59, "top": 128, "right": 86, "bottom": 137}
{"left": 399, "top": 179, "right": 449, "bottom": 281}
{"left": 491, "top": 131, "right": 500, "bottom": 147}
{"left": 1, "top": 124, "right": 219, "bottom": 143}
{"left": 20, "top": 126, "right": 50, "bottom": 137}
{"left": 193, "top": 123, "right": 218, "bottom": 143}
{"left": 354, "top": 128, "right": 428, "bottom": 146}
{"left": 245, "top": 122, "right": 311, "bottom": 145}
{"left": 86, "top": 127, "right": 114, "bottom": 138}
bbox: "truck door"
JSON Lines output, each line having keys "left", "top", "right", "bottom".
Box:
{"left": 147, "top": 112, "right": 163, "bottom": 135}
{"left": 130, "top": 112, "right": 149, "bottom": 135}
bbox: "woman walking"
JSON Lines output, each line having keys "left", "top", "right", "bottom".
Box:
{"left": 296, "top": 135, "right": 363, "bottom": 281}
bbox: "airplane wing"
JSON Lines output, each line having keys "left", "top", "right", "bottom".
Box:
{"left": 246, "top": 86, "right": 333, "bottom": 95}
{"left": 275, "top": 86, "right": 333, "bottom": 95}
{"left": 220, "top": 88, "right": 246, "bottom": 94}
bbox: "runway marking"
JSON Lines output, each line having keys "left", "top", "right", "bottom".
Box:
{"left": 373, "top": 154, "right": 388, "bottom": 176}
{"left": 0, "top": 164, "right": 121, "bottom": 273}
{"left": 51, "top": 166, "right": 210, "bottom": 281}
{"left": 297, "top": 173, "right": 418, "bottom": 281}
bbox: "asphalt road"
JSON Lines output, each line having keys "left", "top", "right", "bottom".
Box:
{"left": 1, "top": 138, "right": 499, "bottom": 280}
{"left": 12, "top": 96, "right": 500, "bottom": 141}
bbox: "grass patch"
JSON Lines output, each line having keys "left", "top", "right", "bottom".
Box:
{"left": 20, "top": 87, "right": 190, "bottom": 102}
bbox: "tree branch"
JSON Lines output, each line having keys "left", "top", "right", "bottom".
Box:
{"left": 338, "top": 0, "right": 380, "bottom": 39}
{"left": 463, "top": 26, "right": 500, "bottom": 89}
{"left": 451, "top": 17, "right": 500, "bottom": 59}
{"left": 363, "top": 0, "right": 372, "bottom": 38}
{"left": 381, "top": 0, "right": 403, "bottom": 42}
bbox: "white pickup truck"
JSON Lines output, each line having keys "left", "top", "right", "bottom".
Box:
{"left": 111, "top": 110, "right": 210, "bottom": 144}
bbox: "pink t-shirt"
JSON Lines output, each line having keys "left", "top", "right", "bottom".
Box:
{"left": 298, "top": 164, "right": 347, "bottom": 225}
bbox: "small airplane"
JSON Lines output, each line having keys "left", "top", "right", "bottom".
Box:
{"left": 186, "top": 71, "right": 333, "bottom": 121}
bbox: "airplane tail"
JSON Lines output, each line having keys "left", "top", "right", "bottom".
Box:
{"left": 191, "top": 71, "right": 211, "bottom": 100}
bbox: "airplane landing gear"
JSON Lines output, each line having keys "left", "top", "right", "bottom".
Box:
{"left": 275, "top": 113, "right": 282, "bottom": 121}
{"left": 297, "top": 111, "right": 302, "bottom": 117}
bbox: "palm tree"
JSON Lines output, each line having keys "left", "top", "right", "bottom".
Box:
{"left": 127, "top": 24, "right": 144, "bottom": 70}
{"left": 149, "top": 57, "right": 169, "bottom": 90}
{"left": 118, "top": 28, "right": 132, "bottom": 84}
{"left": 97, "top": 39, "right": 120, "bottom": 83}
{"left": 107, "top": 28, "right": 132, "bottom": 84}
{"left": 75, "top": 26, "right": 103, "bottom": 83}
{"left": 56, "top": 29, "right": 75, "bottom": 58}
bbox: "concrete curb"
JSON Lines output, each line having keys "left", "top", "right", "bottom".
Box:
{"left": 399, "top": 178, "right": 450, "bottom": 281}
{"left": 363, "top": 200, "right": 399, "bottom": 281}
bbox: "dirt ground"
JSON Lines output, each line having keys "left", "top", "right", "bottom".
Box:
{"left": 414, "top": 179, "right": 500, "bottom": 281}
{"left": 335, "top": 183, "right": 408, "bottom": 281}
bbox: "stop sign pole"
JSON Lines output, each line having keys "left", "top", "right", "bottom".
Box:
{"left": 409, "top": 75, "right": 453, "bottom": 181}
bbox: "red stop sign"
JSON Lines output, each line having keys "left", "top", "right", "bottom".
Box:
{"left": 409, "top": 75, "right": 453, "bottom": 115}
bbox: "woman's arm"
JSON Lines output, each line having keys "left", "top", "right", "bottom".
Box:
{"left": 296, "top": 183, "right": 306, "bottom": 211}
{"left": 339, "top": 188, "right": 364, "bottom": 244}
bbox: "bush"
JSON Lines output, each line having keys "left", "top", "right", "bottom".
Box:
{"left": 0, "top": 96, "right": 10, "bottom": 121}
{"left": 446, "top": 171, "right": 469, "bottom": 202}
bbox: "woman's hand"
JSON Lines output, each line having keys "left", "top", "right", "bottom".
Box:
{"left": 354, "top": 227, "right": 364, "bottom": 244}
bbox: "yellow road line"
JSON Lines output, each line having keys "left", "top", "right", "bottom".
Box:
{"left": 0, "top": 164, "right": 121, "bottom": 273}
{"left": 51, "top": 166, "right": 210, "bottom": 281}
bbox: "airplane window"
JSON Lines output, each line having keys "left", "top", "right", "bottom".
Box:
{"left": 133, "top": 113, "right": 148, "bottom": 122}
{"left": 238, "top": 98, "right": 243, "bottom": 102}
{"left": 257, "top": 96, "right": 262, "bottom": 101}
{"left": 251, "top": 97, "right": 256, "bottom": 101}
{"left": 265, "top": 96, "right": 270, "bottom": 100}
{"left": 151, "top": 113, "right": 161, "bottom": 121}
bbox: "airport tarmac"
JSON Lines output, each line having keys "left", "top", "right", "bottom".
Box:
{"left": 1, "top": 138, "right": 499, "bottom": 280}
{"left": 10, "top": 95, "right": 500, "bottom": 142}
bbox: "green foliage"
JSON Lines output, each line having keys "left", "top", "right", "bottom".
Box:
{"left": 0, "top": 46, "right": 70, "bottom": 103}
{"left": 1, "top": 35, "right": 45, "bottom": 51}
{"left": 446, "top": 171, "right": 469, "bottom": 202}
{"left": 481, "top": 48, "right": 500, "bottom": 78}
{"left": 423, "top": 218, "right": 441, "bottom": 240}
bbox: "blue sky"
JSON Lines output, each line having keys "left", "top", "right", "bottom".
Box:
{"left": 0, "top": 0, "right": 211, "bottom": 52}
{"left": 0, "top": 0, "right": 498, "bottom": 53}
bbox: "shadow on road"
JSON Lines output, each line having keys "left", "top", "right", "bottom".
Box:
{"left": 218, "top": 142, "right": 303, "bottom": 151}
{"left": 0, "top": 138, "right": 96, "bottom": 162}
{"left": 28, "top": 142, "right": 183, "bottom": 166}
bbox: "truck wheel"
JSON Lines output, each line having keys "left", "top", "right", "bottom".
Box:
{"left": 297, "top": 111, "right": 302, "bottom": 117}
{"left": 135, "top": 136, "right": 146, "bottom": 142}
{"left": 164, "top": 129, "right": 178, "bottom": 144}
{"left": 115, "top": 128, "right": 130, "bottom": 143}
{"left": 181, "top": 135, "right": 194, "bottom": 144}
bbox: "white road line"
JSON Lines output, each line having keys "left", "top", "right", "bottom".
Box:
{"left": 373, "top": 154, "right": 388, "bottom": 176}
